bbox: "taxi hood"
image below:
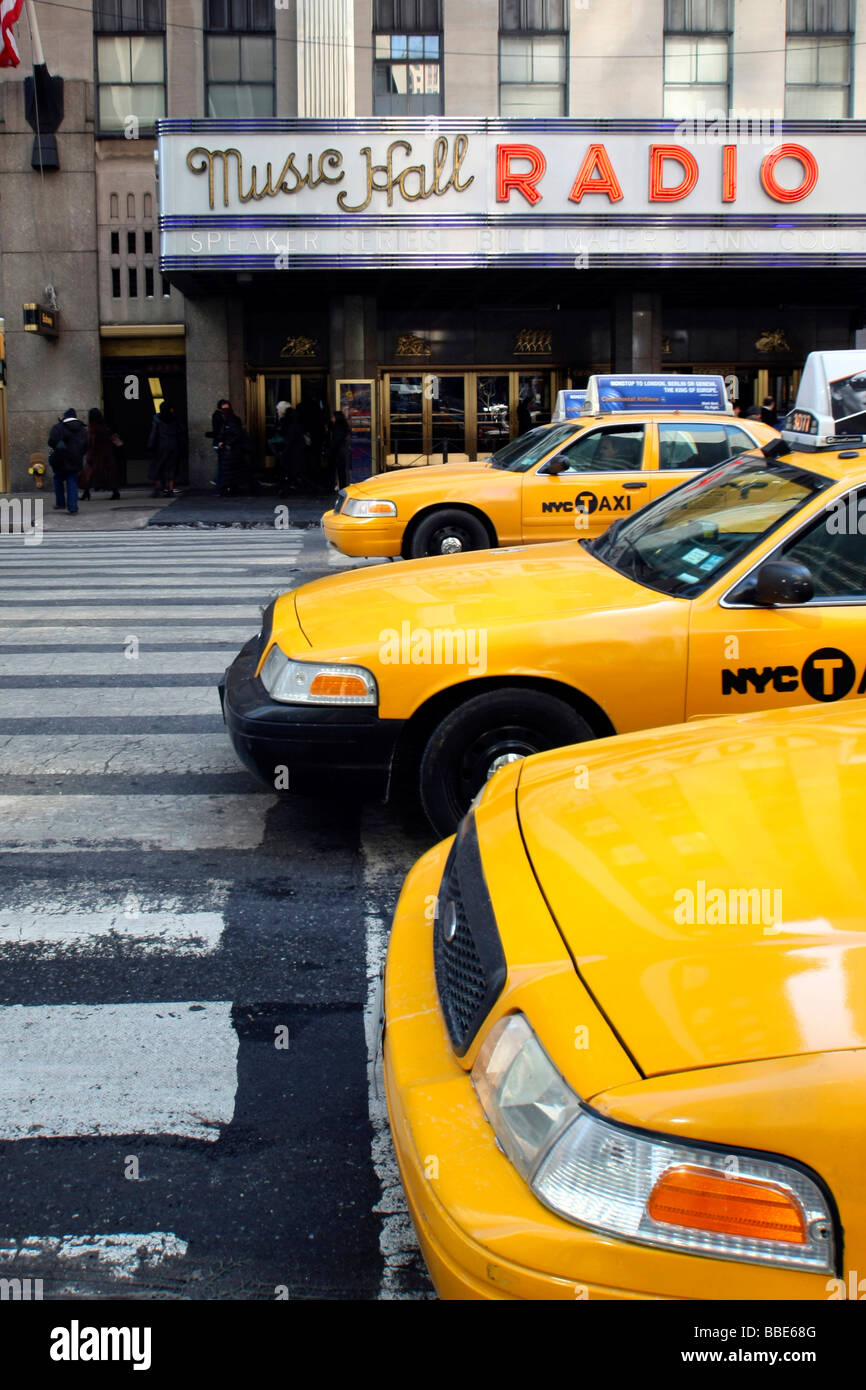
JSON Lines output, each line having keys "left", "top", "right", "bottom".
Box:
{"left": 292, "top": 541, "right": 661, "bottom": 655}
{"left": 345, "top": 462, "right": 489, "bottom": 496}
{"left": 515, "top": 702, "right": 866, "bottom": 1078}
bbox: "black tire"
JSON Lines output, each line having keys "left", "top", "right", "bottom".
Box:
{"left": 419, "top": 689, "right": 594, "bottom": 838}
{"left": 408, "top": 508, "right": 491, "bottom": 559}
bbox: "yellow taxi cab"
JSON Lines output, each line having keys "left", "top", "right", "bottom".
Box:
{"left": 322, "top": 375, "right": 778, "bottom": 559}
{"left": 384, "top": 697, "right": 866, "bottom": 1300}
{"left": 221, "top": 351, "right": 866, "bottom": 837}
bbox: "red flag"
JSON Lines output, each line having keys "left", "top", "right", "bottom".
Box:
{"left": 0, "top": 0, "right": 25, "bottom": 68}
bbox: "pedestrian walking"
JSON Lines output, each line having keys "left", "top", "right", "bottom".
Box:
{"left": 205, "top": 398, "right": 230, "bottom": 486}
{"left": 517, "top": 395, "right": 533, "bottom": 436}
{"left": 47, "top": 407, "right": 87, "bottom": 514}
{"left": 760, "top": 395, "right": 777, "bottom": 427}
{"left": 271, "top": 400, "right": 305, "bottom": 496}
{"left": 84, "top": 409, "right": 120, "bottom": 500}
{"left": 146, "top": 401, "right": 186, "bottom": 497}
{"left": 212, "top": 400, "right": 251, "bottom": 496}
{"left": 327, "top": 409, "right": 352, "bottom": 490}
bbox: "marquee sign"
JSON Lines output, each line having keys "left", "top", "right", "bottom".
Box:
{"left": 157, "top": 118, "right": 866, "bottom": 271}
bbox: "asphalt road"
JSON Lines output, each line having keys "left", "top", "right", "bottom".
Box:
{"left": 0, "top": 524, "right": 434, "bottom": 1300}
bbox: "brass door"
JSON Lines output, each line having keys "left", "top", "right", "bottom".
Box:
{"left": 247, "top": 372, "right": 331, "bottom": 458}
{"left": 381, "top": 369, "right": 559, "bottom": 469}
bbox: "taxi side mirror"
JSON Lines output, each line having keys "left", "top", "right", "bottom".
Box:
{"left": 751, "top": 559, "right": 814, "bottom": 607}
{"left": 541, "top": 454, "right": 572, "bottom": 476}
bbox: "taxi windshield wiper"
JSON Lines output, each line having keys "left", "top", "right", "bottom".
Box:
{"left": 613, "top": 532, "right": 654, "bottom": 580}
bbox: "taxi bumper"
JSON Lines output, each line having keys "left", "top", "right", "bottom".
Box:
{"left": 219, "top": 635, "right": 403, "bottom": 797}
{"left": 322, "top": 508, "right": 403, "bottom": 558}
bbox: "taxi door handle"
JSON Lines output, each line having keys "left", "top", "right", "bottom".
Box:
{"left": 622, "top": 481, "right": 648, "bottom": 490}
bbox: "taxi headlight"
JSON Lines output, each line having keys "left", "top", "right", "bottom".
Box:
{"left": 342, "top": 497, "right": 397, "bottom": 518}
{"left": 472, "top": 1013, "right": 835, "bottom": 1273}
{"left": 260, "top": 645, "right": 377, "bottom": 706}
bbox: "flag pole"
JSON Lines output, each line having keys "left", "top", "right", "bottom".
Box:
{"left": 25, "top": 0, "right": 42, "bottom": 64}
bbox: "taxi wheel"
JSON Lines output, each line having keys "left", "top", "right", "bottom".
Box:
{"left": 408, "top": 509, "right": 490, "bottom": 559}
{"left": 419, "top": 689, "right": 593, "bottom": 838}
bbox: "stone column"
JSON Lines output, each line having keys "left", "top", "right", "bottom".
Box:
{"left": 329, "top": 292, "right": 378, "bottom": 396}
{"left": 611, "top": 291, "right": 662, "bottom": 373}
{"left": 184, "top": 293, "right": 245, "bottom": 490}
{"left": 0, "top": 79, "right": 99, "bottom": 490}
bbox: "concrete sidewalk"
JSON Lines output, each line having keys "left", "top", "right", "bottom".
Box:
{"left": 1, "top": 490, "right": 173, "bottom": 532}
{"left": 147, "top": 491, "right": 335, "bottom": 528}
{"left": 1, "top": 488, "right": 334, "bottom": 532}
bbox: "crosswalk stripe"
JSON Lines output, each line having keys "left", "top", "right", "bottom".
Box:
{"left": 0, "top": 1001, "right": 237, "bottom": 1140}
{"left": 0, "top": 628, "right": 256, "bottom": 644}
{"left": 0, "top": 1233, "right": 189, "bottom": 1280}
{"left": 0, "top": 734, "right": 239, "bottom": 775}
{"left": 0, "top": 653, "right": 241, "bottom": 676}
{"left": 0, "top": 606, "right": 269, "bottom": 620}
{"left": 0, "top": 908, "right": 224, "bottom": 954}
{"left": 1, "top": 578, "right": 295, "bottom": 589}
{"left": 0, "top": 688, "right": 219, "bottom": 716}
{"left": 0, "top": 793, "right": 275, "bottom": 850}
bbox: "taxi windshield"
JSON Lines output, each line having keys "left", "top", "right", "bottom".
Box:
{"left": 490, "top": 423, "right": 578, "bottom": 471}
{"left": 588, "top": 456, "right": 833, "bottom": 598}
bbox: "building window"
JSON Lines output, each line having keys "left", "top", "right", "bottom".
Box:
{"left": 94, "top": 3, "right": 165, "bottom": 134}
{"left": 786, "top": 0, "right": 852, "bottom": 117}
{"left": 663, "top": 0, "right": 731, "bottom": 119}
{"left": 205, "top": 0, "right": 275, "bottom": 117}
{"left": 499, "top": 0, "right": 567, "bottom": 118}
{"left": 373, "top": 0, "right": 443, "bottom": 116}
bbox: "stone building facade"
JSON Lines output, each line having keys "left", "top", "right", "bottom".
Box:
{"left": 2, "top": 0, "right": 866, "bottom": 489}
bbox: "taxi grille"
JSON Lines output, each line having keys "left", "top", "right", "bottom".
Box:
{"left": 433, "top": 814, "right": 506, "bottom": 1057}
{"left": 333, "top": 490, "right": 346, "bottom": 515}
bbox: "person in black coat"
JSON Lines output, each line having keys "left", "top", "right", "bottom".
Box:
{"left": 146, "top": 401, "right": 186, "bottom": 497}
{"left": 328, "top": 410, "right": 351, "bottom": 490}
{"left": 214, "top": 401, "right": 254, "bottom": 495}
{"left": 272, "top": 401, "right": 306, "bottom": 497}
{"left": 760, "top": 395, "right": 777, "bottom": 428}
{"left": 517, "top": 395, "right": 533, "bottom": 436}
{"left": 48, "top": 407, "right": 87, "bottom": 514}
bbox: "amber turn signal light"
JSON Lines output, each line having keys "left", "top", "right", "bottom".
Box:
{"left": 647, "top": 1166, "right": 807, "bottom": 1244}
{"left": 309, "top": 672, "right": 369, "bottom": 698}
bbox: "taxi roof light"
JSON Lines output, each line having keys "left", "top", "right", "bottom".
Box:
{"left": 782, "top": 350, "right": 866, "bottom": 451}
{"left": 647, "top": 1166, "right": 808, "bottom": 1245}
